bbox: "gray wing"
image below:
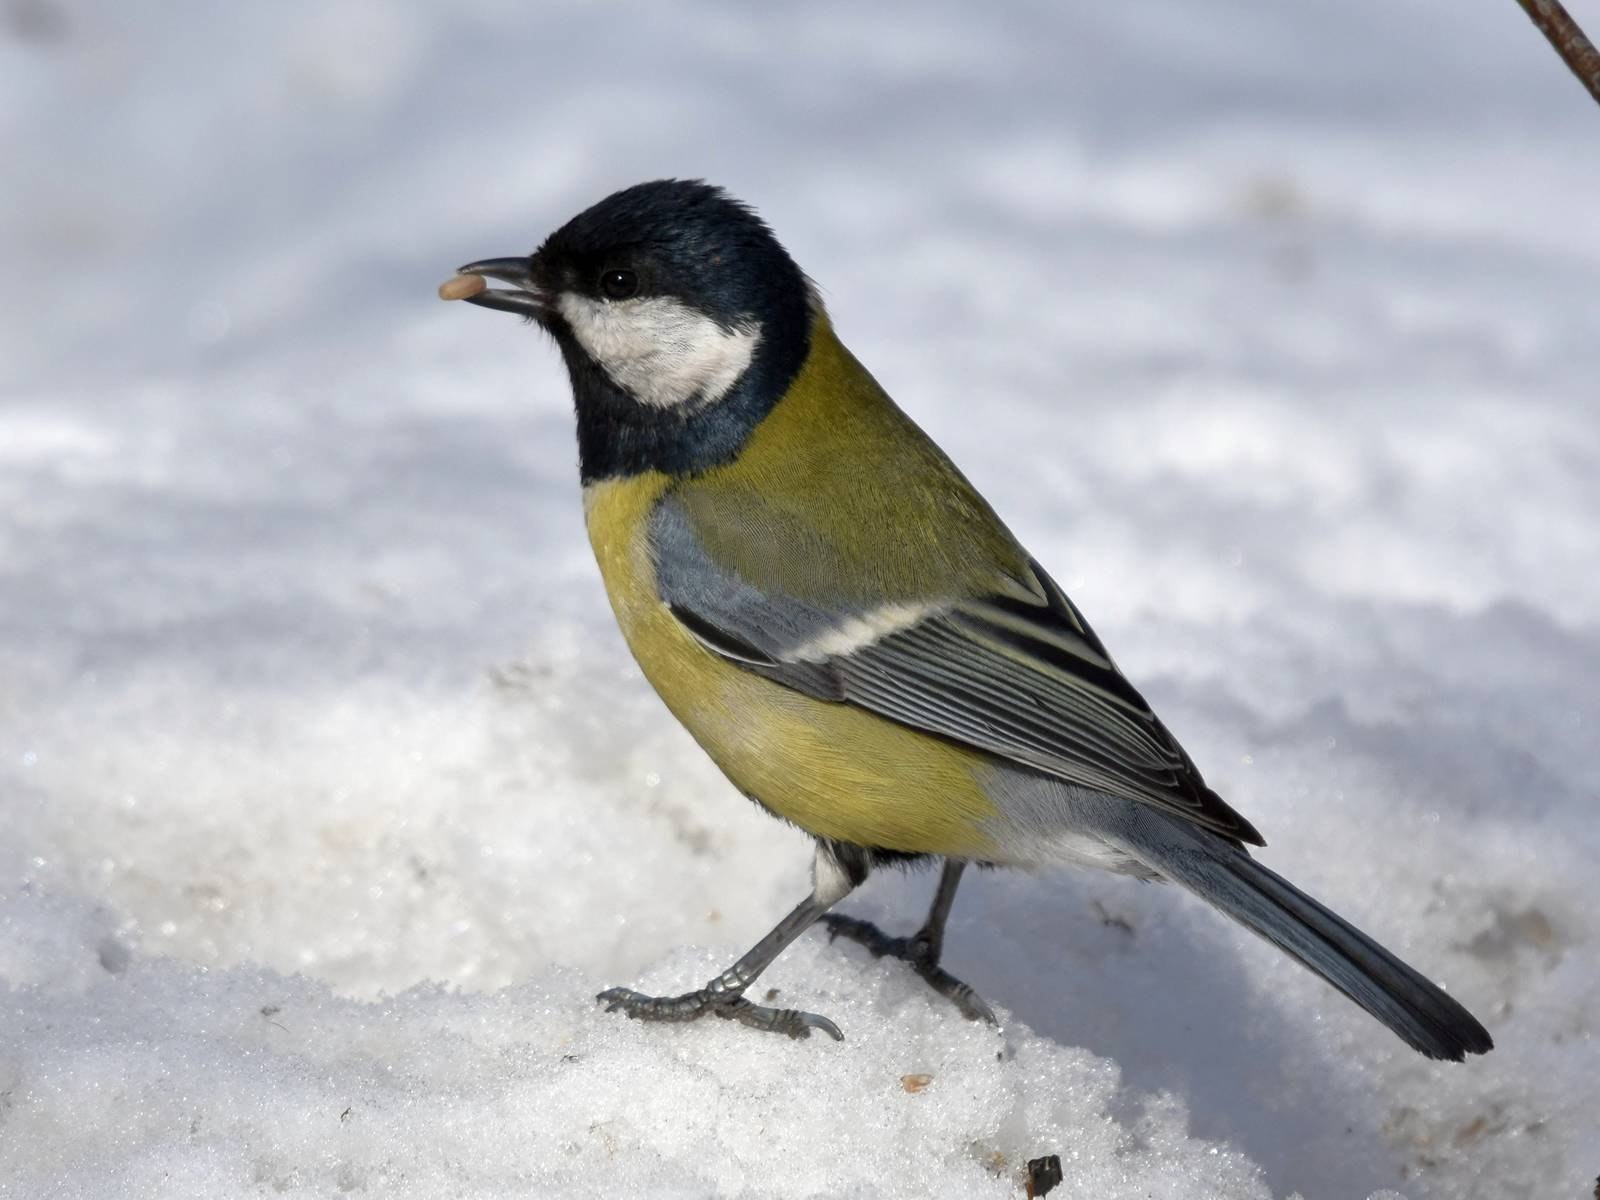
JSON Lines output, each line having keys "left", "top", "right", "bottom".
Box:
{"left": 652, "top": 499, "right": 1263, "bottom": 846}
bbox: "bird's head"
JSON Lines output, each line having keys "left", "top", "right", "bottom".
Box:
{"left": 452, "top": 180, "right": 816, "bottom": 480}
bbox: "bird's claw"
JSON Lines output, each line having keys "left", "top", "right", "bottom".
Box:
{"left": 596, "top": 985, "right": 843, "bottom": 1041}
{"left": 820, "top": 913, "right": 998, "bottom": 1025}
{"left": 715, "top": 996, "right": 844, "bottom": 1041}
{"left": 596, "top": 986, "right": 714, "bottom": 1023}
{"left": 821, "top": 912, "right": 913, "bottom": 960}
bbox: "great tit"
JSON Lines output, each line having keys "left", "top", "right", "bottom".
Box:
{"left": 445, "top": 179, "right": 1492, "bottom": 1061}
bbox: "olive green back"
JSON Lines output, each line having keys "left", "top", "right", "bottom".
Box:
{"left": 672, "top": 316, "right": 1034, "bottom": 607}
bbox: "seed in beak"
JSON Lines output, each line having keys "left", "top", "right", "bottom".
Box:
{"left": 438, "top": 273, "right": 488, "bottom": 301}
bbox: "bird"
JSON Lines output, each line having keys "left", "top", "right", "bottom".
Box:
{"left": 444, "top": 179, "right": 1493, "bottom": 1060}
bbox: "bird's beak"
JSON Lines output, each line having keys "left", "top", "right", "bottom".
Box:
{"left": 452, "top": 256, "right": 549, "bottom": 318}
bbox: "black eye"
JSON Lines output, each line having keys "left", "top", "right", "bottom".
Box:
{"left": 599, "top": 268, "right": 638, "bottom": 300}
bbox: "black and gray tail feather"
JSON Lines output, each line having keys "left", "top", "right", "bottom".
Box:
{"left": 1139, "top": 837, "right": 1493, "bottom": 1061}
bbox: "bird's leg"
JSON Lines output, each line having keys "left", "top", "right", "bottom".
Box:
{"left": 821, "top": 858, "right": 997, "bottom": 1024}
{"left": 596, "top": 843, "right": 861, "bottom": 1041}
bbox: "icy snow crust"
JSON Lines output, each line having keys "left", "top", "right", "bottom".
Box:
{"left": 3, "top": 1, "right": 1598, "bottom": 1197}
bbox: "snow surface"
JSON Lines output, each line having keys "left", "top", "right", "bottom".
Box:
{"left": 3, "top": 1, "right": 1599, "bottom": 1196}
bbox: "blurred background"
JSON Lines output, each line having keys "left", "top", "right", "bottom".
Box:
{"left": 2, "top": 2, "right": 1598, "bottom": 1198}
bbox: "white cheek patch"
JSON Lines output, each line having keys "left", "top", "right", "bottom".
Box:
{"left": 558, "top": 292, "right": 762, "bottom": 410}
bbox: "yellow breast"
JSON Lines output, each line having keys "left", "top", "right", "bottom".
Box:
{"left": 582, "top": 473, "right": 999, "bottom": 857}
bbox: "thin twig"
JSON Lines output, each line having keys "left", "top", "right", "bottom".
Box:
{"left": 1515, "top": 0, "right": 1600, "bottom": 108}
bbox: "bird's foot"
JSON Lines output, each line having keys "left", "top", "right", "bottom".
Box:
{"left": 820, "top": 913, "right": 998, "bottom": 1024}
{"left": 596, "top": 985, "right": 843, "bottom": 1041}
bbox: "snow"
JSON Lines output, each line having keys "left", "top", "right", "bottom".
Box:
{"left": 3, "top": 1, "right": 1598, "bottom": 1196}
